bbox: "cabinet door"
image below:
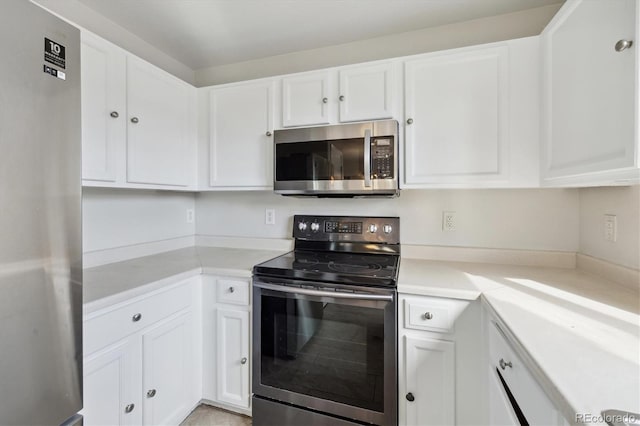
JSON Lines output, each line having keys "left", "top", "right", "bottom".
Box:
{"left": 402, "top": 336, "right": 455, "bottom": 426}
{"left": 80, "top": 32, "right": 125, "bottom": 182}
{"left": 339, "top": 63, "right": 393, "bottom": 122}
{"left": 404, "top": 46, "right": 508, "bottom": 185}
{"left": 209, "top": 81, "right": 274, "bottom": 187}
{"left": 84, "top": 338, "right": 142, "bottom": 426}
{"left": 488, "top": 368, "right": 519, "bottom": 426}
{"left": 282, "top": 71, "right": 331, "bottom": 127}
{"left": 216, "top": 308, "right": 250, "bottom": 408}
{"left": 126, "top": 57, "right": 190, "bottom": 186}
{"left": 542, "top": 0, "right": 637, "bottom": 183}
{"left": 142, "top": 313, "right": 193, "bottom": 426}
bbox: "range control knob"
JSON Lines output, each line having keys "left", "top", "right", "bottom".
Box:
{"left": 310, "top": 222, "right": 320, "bottom": 232}
{"left": 383, "top": 224, "right": 393, "bottom": 234}
{"left": 368, "top": 224, "right": 378, "bottom": 233}
{"left": 298, "top": 221, "right": 308, "bottom": 231}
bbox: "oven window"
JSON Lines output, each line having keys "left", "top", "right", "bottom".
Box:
{"left": 275, "top": 139, "right": 365, "bottom": 181}
{"left": 260, "top": 294, "right": 385, "bottom": 412}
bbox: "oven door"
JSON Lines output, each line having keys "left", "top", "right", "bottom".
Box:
{"left": 252, "top": 277, "right": 397, "bottom": 425}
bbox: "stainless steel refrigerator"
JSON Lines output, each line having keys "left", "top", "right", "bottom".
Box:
{"left": 0, "top": 0, "right": 82, "bottom": 424}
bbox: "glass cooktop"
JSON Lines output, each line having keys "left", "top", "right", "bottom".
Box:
{"left": 253, "top": 250, "right": 400, "bottom": 287}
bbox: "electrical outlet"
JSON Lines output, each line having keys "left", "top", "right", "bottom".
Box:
{"left": 265, "top": 209, "right": 276, "bottom": 225}
{"left": 186, "top": 209, "right": 195, "bottom": 224}
{"left": 443, "top": 211, "right": 456, "bottom": 231}
{"left": 604, "top": 214, "right": 617, "bottom": 242}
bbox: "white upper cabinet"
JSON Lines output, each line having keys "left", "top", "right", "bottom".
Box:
{"left": 403, "top": 38, "right": 540, "bottom": 188}
{"left": 81, "top": 32, "right": 125, "bottom": 182}
{"left": 280, "top": 63, "right": 398, "bottom": 128}
{"left": 282, "top": 70, "right": 331, "bottom": 127}
{"left": 80, "top": 31, "right": 196, "bottom": 190}
{"left": 541, "top": 0, "right": 639, "bottom": 186}
{"left": 338, "top": 62, "right": 394, "bottom": 122}
{"left": 208, "top": 80, "right": 274, "bottom": 188}
{"left": 127, "top": 57, "right": 192, "bottom": 187}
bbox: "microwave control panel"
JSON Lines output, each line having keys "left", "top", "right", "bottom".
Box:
{"left": 371, "top": 138, "right": 394, "bottom": 179}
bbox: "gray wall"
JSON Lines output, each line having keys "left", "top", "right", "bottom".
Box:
{"left": 34, "top": 0, "right": 561, "bottom": 87}
{"left": 82, "top": 188, "right": 195, "bottom": 253}
{"left": 195, "top": 4, "right": 561, "bottom": 86}
{"left": 579, "top": 186, "right": 640, "bottom": 270}
{"left": 195, "top": 189, "right": 580, "bottom": 252}
{"left": 33, "top": 0, "right": 195, "bottom": 84}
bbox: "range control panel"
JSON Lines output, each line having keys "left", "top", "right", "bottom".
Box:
{"left": 293, "top": 215, "right": 400, "bottom": 244}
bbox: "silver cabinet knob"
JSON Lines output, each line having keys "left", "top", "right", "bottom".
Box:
{"left": 322, "top": 97, "right": 328, "bottom": 103}
{"left": 110, "top": 111, "right": 119, "bottom": 118}
{"left": 241, "top": 357, "right": 248, "bottom": 365}
{"left": 422, "top": 312, "right": 433, "bottom": 320}
{"left": 339, "top": 95, "right": 345, "bottom": 101}
{"left": 130, "top": 117, "right": 139, "bottom": 124}
{"left": 146, "top": 389, "right": 157, "bottom": 398}
{"left": 229, "top": 287, "right": 235, "bottom": 293}
{"left": 132, "top": 313, "right": 142, "bottom": 322}
{"left": 615, "top": 39, "right": 633, "bottom": 52}
{"left": 124, "top": 403, "right": 135, "bottom": 413}
{"left": 406, "top": 118, "right": 414, "bottom": 125}
{"left": 266, "top": 131, "right": 272, "bottom": 137}
{"left": 499, "top": 358, "right": 513, "bottom": 370}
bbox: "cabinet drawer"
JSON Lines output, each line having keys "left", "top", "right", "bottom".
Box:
{"left": 403, "top": 296, "right": 468, "bottom": 333}
{"left": 216, "top": 278, "right": 250, "bottom": 305}
{"left": 488, "top": 321, "right": 558, "bottom": 425}
{"left": 84, "top": 283, "right": 191, "bottom": 355}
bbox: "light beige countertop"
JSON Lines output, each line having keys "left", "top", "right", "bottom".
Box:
{"left": 84, "top": 246, "right": 640, "bottom": 424}
{"left": 83, "top": 246, "right": 284, "bottom": 310}
{"left": 398, "top": 256, "right": 640, "bottom": 425}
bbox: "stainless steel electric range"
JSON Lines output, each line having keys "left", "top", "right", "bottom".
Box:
{"left": 252, "top": 215, "right": 400, "bottom": 426}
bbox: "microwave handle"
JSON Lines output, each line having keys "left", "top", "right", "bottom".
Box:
{"left": 364, "top": 129, "right": 372, "bottom": 187}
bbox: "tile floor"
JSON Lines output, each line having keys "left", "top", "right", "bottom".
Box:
{"left": 180, "top": 405, "right": 251, "bottom": 426}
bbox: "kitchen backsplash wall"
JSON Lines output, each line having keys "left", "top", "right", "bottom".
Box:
{"left": 82, "top": 188, "right": 195, "bottom": 253}
{"left": 579, "top": 185, "right": 640, "bottom": 270}
{"left": 195, "top": 189, "right": 580, "bottom": 252}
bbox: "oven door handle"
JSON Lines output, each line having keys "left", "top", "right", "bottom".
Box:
{"left": 254, "top": 282, "right": 393, "bottom": 301}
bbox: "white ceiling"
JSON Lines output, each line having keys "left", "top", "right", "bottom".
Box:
{"left": 76, "top": 0, "right": 562, "bottom": 70}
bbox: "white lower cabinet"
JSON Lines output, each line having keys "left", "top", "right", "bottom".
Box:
{"left": 403, "top": 336, "right": 455, "bottom": 425}
{"left": 83, "top": 278, "right": 200, "bottom": 425}
{"left": 84, "top": 337, "right": 142, "bottom": 426}
{"left": 216, "top": 308, "right": 250, "bottom": 408}
{"left": 142, "top": 313, "right": 194, "bottom": 425}
{"left": 202, "top": 276, "right": 252, "bottom": 415}
{"left": 484, "top": 302, "right": 569, "bottom": 426}
{"left": 399, "top": 294, "right": 481, "bottom": 426}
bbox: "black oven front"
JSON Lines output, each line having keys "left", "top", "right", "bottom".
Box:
{"left": 252, "top": 276, "right": 397, "bottom": 425}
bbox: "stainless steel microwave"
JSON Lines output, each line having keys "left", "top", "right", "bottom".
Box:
{"left": 273, "top": 120, "right": 399, "bottom": 197}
